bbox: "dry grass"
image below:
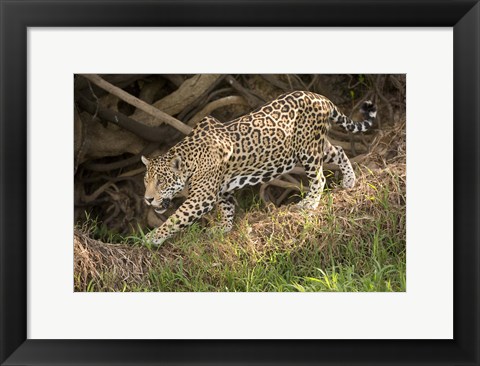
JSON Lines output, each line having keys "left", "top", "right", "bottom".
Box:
{"left": 242, "top": 166, "right": 403, "bottom": 242}
{"left": 74, "top": 232, "right": 155, "bottom": 291}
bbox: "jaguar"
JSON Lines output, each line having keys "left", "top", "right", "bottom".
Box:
{"left": 142, "top": 90, "right": 376, "bottom": 245}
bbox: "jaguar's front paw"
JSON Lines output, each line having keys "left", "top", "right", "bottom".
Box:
{"left": 145, "top": 230, "right": 167, "bottom": 246}
{"left": 296, "top": 198, "right": 320, "bottom": 211}
{"left": 210, "top": 224, "right": 233, "bottom": 236}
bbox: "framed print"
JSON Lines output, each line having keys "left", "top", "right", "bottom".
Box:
{"left": 1, "top": 0, "right": 479, "bottom": 365}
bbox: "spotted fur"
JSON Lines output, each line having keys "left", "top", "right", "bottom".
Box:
{"left": 142, "top": 91, "right": 376, "bottom": 245}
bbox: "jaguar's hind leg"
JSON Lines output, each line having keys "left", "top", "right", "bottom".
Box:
{"left": 297, "top": 151, "right": 326, "bottom": 210}
{"left": 323, "top": 141, "right": 356, "bottom": 189}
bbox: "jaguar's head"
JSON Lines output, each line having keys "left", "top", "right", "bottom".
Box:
{"left": 141, "top": 154, "right": 187, "bottom": 214}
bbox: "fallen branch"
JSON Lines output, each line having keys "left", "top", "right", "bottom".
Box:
{"left": 81, "top": 74, "right": 192, "bottom": 135}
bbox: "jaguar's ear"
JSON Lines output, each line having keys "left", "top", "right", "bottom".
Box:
{"left": 171, "top": 156, "right": 183, "bottom": 173}
{"left": 141, "top": 155, "right": 149, "bottom": 166}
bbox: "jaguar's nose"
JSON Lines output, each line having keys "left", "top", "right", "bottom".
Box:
{"left": 145, "top": 197, "right": 154, "bottom": 205}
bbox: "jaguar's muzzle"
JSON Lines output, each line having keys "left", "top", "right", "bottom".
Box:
{"left": 152, "top": 198, "right": 171, "bottom": 215}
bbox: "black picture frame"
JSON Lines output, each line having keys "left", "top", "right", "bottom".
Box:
{"left": 1, "top": 1, "right": 479, "bottom": 365}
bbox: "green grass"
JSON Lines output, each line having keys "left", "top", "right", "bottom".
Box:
{"left": 75, "top": 165, "right": 406, "bottom": 292}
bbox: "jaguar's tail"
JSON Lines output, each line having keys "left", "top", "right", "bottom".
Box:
{"left": 329, "top": 100, "right": 377, "bottom": 133}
